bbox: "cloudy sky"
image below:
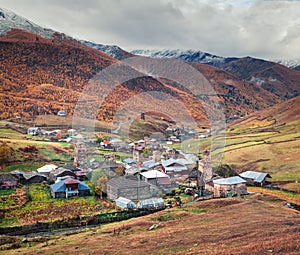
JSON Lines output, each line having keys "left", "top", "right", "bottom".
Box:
{"left": 0, "top": 0, "right": 300, "bottom": 60}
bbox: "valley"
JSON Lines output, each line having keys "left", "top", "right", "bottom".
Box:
{"left": 0, "top": 5, "right": 299, "bottom": 255}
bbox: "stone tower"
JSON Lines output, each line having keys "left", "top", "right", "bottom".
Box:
{"left": 152, "top": 150, "right": 161, "bottom": 162}
{"left": 74, "top": 142, "right": 87, "bottom": 169}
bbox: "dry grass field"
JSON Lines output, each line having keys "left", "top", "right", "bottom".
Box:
{"left": 2, "top": 196, "right": 299, "bottom": 255}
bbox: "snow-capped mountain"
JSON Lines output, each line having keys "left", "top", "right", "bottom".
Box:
{"left": 1, "top": 6, "right": 299, "bottom": 72}
{"left": 0, "top": 7, "right": 55, "bottom": 38}
{"left": 274, "top": 59, "right": 300, "bottom": 71}
{"left": 130, "top": 49, "right": 238, "bottom": 68}
{"left": 80, "top": 40, "right": 132, "bottom": 60}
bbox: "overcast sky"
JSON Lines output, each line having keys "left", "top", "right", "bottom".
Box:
{"left": 0, "top": 0, "right": 300, "bottom": 60}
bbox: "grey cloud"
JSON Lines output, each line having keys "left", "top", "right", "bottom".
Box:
{"left": 0, "top": 0, "right": 299, "bottom": 59}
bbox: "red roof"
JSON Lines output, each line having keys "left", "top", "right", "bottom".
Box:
{"left": 64, "top": 178, "right": 79, "bottom": 185}
{"left": 103, "top": 140, "right": 110, "bottom": 145}
{"left": 75, "top": 171, "right": 88, "bottom": 176}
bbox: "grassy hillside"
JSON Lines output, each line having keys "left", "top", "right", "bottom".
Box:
{"left": 176, "top": 96, "right": 300, "bottom": 192}
{"left": 2, "top": 196, "right": 299, "bottom": 254}
{"left": 222, "top": 97, "right": 300, "bottom": 190}
{"left": 0, "top": 125, "right": 73, "bottom": 171}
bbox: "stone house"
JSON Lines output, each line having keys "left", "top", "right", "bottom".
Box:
{"left": 0, "top": 173, "right": 18, "bottom": 189}
{"left": 140, "top": 170, "right": 171, "bottom": 187}
{"left": 162, "top": 159, "right": 188, "bottom": 177}
{"left": 23, "top": 172, "right": 47, "bottom": 184}
{"left": 49, "top": 167, "right": 76, "bottom": 182}
{"left": 212, "top": 176, "right": 247, "bottom": 198}
{"left": 107, "top": 176, "right": 152, "bottom": 201}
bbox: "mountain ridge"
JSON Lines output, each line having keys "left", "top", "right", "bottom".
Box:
{"left": 0, "top": 6, "right": 297, "bottom": 123}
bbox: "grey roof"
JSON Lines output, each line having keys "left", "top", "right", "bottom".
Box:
{"left": 51, "top": 168, "right": 76, "bottom": 177}
{"left": 10, "top": 170, "right": 25, "bottom": 175}
{"left": 107, "top": 176, "right": 149, "bottom": 189}
{"left": 0, "top": 173, "right": 18, "bottom": 182}
{"left": 123, "top": 158, "right": 137, "bottom": 164}
{"left": 60, "top": 164, "right": 78, "bottom": 171}
{"left": 240, "top": 171, "right": 271, "bottom": 183}
{"left": 126, "top": 166, "right": 149, "bottom": 175}
{"left": 162, "top": 158, "right": 186, "bottom": 167}
{"left": 23, "top": 172, "right": 47, "bottom": 180}
{"left": 213, "top": 176, "right": 246, "bottom": 185}
{"left": 143, "top": 160, "right": 160, "bottom": 168}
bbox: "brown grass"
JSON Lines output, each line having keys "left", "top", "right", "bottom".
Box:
{"left": 3, "top": 198, "right": 300, "bottom": 255}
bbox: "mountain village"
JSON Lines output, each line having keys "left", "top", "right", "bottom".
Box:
{"left": 1, "top": 118, "right": 272, "bottom": 212}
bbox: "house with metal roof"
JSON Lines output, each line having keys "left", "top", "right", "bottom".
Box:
{"left": 123, "top": 158, "right": 137, "bottom": 166}
{"left": 49, "top": 167, "right": 76, "bottom": 182}
{"left": 140, "top": 170, "right": 171, "bottom": 186}
{"left": 107, "top": 176, "right": 152, "bottom": 201}
{"left": 239, "top": 171, "right": 271, "bottom": 186}
{"left": 23, "top": 172, "right": 48, "bottom": 184}
{"left": 125, "top": 166, "right": 148, "bottom": 176}
{"left": 50, "top": 177, "right": 90, "bottom": 198}
{"left": 161, "top": 158, "right": 188, "bottom": 177}
{"left": 212, "top": 176, "right": 247, "bottom": 198}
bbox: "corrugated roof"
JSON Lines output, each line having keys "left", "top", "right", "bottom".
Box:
{"left": 176, "top": 158, "right": 194, "bottom": 165}
{"left": 140, "top": 170, "right": 169, "bottom": 179}
{"left": 51, "top": 168, "right": 75, "bottom": 177}
{"left": 213, "top": 176, "right": 246, "bottom": 185}
{"left": 240, "top": 171, "right": 271, "bottom": 183}
{"left": 143, "top": 160, "right": 156, "bottom": 168}
{"left": 162, "top": 158, "right": 176, "bottom": 167}
{"left": 126, "top": 166, "right": 148, "bottom": 175}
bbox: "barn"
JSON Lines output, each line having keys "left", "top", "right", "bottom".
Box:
{"left": 239, "top": 171, "right": 271, "bottom": 186}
